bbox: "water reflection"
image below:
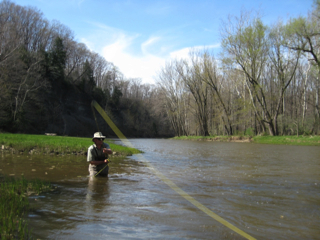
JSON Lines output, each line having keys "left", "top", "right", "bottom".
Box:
{"left": 86, "top": 177, "right": 110, "bottom": 213}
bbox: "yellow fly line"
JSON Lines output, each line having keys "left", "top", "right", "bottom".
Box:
{"left": 91, "top": 100, "right": 256, "bottom": 240}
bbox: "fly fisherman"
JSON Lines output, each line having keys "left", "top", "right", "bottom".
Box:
{"left": 87, "top": 132, "right": 112, "bottom": 177}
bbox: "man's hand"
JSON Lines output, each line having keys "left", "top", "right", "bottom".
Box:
{"left": 104, "top": 159, "right": 109, "bottom": 164}
{"left": 103, "top": 148, "right": 112, "bottom": 154}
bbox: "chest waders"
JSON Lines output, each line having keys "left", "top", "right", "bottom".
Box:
{"left": 91, "top": 103, "right": 110, "bottom": 177}
{"left": 92, "top": 146, "right": 109, "bottom": 177}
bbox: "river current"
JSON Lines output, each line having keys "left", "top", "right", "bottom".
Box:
{"left": 1, "top": 139, "right": 319, "bottom": 239}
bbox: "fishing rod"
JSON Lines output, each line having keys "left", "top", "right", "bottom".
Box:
{"left": 91, "top": 101, "right": 111, "bottom": 178}
{"left": 94, "top": 154, "right": 110, "bottom": 177}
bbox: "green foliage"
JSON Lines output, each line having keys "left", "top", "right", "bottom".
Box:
{"left": 92, "top": 87, "right": 107, "bottom": 106}
{"left": 0, "top": 1, "right": 172, "bottom": 138}
{"left": 2, "top": 0, "right": 319, "bottom": 139}
{"left": 243, "top": 127, "right": 253, "bottom": 136}
{"left": 173, "top": 135, "right": 320, "bottom": 146}
{"left": 0, "top": 176, "right": 52, "bottom": 239}
{"left": 286, "top": 17, "right": 307, "bottom": 34}
{"left": 50, "top": 37, "right": 67, "bottom": 77}
{"left": 81, "top": 60, "right": 95, "bottom": 94}
{"left": 173, "top": 135, "right": 216, "bottom": 140}
{"left": 252, "top": 135, "right": 320, "bottom": 146}
{"left": 257, "top": 130, "right": 269, "bottom": 136}
{"left": 109, "top": 86, "right": 123, "bottom": 109}
{"left": 43, "top": 37, "right": 66, "bottom": 84}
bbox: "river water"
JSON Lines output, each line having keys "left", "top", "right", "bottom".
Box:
{"left": 1, "top": 139, "right": 319, "bottom": 239}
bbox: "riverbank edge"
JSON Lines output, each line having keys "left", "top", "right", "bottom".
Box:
{"left": 0, "top": 145, "right": 134, "bottom": 157}
{"left": 0, "top": 145, "right": 141, "bottom": 157}
{"left": 0, "top": 133, "right": 142, "bottom": 157}
{"left": 172, "top": 135, "right": 320, "bottom": 146}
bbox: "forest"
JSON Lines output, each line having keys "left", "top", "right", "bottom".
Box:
{"left": 0, "top": 0, "right": 172, "bottom": 137}
{"left": 0, "top": 0, "right": 319, "bottom": 137}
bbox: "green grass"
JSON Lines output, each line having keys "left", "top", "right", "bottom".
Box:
{"left": 174, "top": 135, "right": 229, "bottom": 140}
{"left": 173, "top": 135, "right": 320, "bottom": 146}
{"left": 173, "top": 136, "right": 213, "bottom": 140}
{"left": 0, "top": 133, "right": 142, "bottom": 239}
{"left": 173, "top": 135, "right": 248, "bottom": 141}
{"left": 0, "top": 176, "right": 52, "bottom": 239}
{"left": 252, "top": 135, "right": 320, "bottom": 146}
{"left": 0, "top": 133, "right": 142, "bottom": 156}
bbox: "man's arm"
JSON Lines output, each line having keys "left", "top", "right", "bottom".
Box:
{"left": 103, "top": 143, "right": 112, "bottom": 155}
{"left": 103, "top": 148, "right": 112, "bottom": 155}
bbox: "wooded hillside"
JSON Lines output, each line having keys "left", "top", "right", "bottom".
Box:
{"left": 0, "top": 0, "right": 172, "bottom": 137}
{"left": 1, "top": 0, "right": 319, "bottom": 137}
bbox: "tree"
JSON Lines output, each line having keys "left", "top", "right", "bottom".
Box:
{"left": 176, "top": 59, "right": 210, "bottom": 136}
{"left": 191, "top": 50, "right": 234, "bottom": 135}
{"left": 267, "top": 22, "right": 301, "bottom": 135}
{"left": 45, "top": 37, "right": 66, "bottom": 84}
{"left": 80, "top": 59, "right": 95, "bottom": 94}
{"left": 221, "top": 12, "right": 279, "bottom": 135}
{"left": 285, "top": 0, "right": 320, "bottom": 134}
{"left": 109, "top": 85, "right": 122, "bottom": 109}
{"left": 157, "top": 60, "right": 190, "bottom": 136}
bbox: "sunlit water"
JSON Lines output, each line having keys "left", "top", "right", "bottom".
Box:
{"left": 1, "top": 139, "right": 319, "bottom": 239}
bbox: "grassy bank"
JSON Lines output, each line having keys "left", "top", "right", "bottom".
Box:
{"left": 173, "top": 135, "right": 320, "bottom": 146}
{"left": 0, "top": 133, "right": 142, "bottom": 239}
{"left": 0, "top": 133, "right": 142, "bottom": 156}
{"left": 252, "top": 135, "right": 320, "bottom": 146}
{"left": 0, "top": 176, "right": 52, "bottom": 239}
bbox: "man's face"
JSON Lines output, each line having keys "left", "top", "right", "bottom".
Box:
{"left": 94, "top": 138, "right": 104, "bottom": 147}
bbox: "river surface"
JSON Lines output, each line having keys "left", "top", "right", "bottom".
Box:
{"left": 1, "top": 139, "right": 319, "bottom": 239}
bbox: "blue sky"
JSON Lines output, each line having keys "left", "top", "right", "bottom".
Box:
{"left": 13, "top": 0, "right": 313, "bottom": 84}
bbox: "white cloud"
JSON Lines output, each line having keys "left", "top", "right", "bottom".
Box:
{"left": 101, "top": 40, "right": 221, "bottom": 84}
{"left": 170, "top": 44, "right": 221, "bottom": 60}
{"left": 102, "top": 34, "right": 165, "bottom": 84}
{"left": 169, "top": 47, "right": 191, "bottom": 60}
{"left": 141, "top": 36, "right": 160, "bottom": 55}
{"left": 84, "top": 23, "right": 221, "bottom": 84}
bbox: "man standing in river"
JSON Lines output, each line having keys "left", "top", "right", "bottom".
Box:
{"left": 87, "top": 132, "right": 112, "bottom": 177}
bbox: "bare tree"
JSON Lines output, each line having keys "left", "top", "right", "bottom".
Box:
{"left": 176, "top": 58, "right": 210, "bottom": 136}
{"left": 191, "top": 50, "right": 234, "bottom": 135}
{"left": 221, "top": 11, "right": 281, "bottom": 135}
{"left": 157, "top": 60, "right": 190, "bottom": 136}
{"left": 285, "top": 1, "right": 320, "bottom": 133}
{"left": 267, "top": 22, "right": 301, "bottom": 135}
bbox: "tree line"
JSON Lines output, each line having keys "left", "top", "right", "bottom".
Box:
{"left": 157, "top": 1, "right": 320, "bottom": 136}
{"left": 0, "top": 0, "right": 172, "bottom": 137}
{"left": 1, "top": 0, "right": 319, "bottom": 138}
